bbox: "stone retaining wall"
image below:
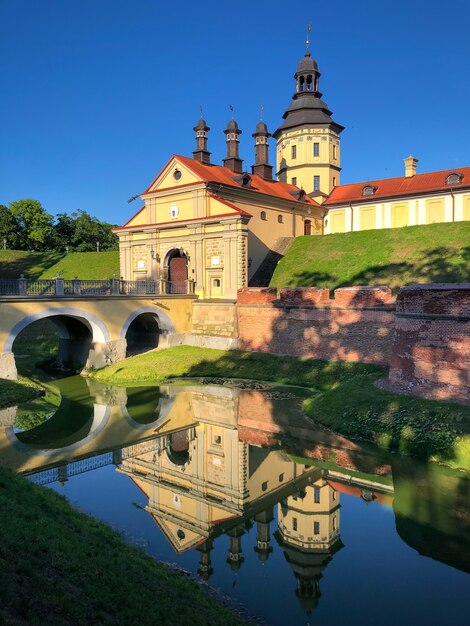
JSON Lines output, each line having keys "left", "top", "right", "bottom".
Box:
{"left": 389, "top": 284, "right": 470, "bottom": 404}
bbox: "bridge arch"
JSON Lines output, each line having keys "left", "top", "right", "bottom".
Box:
{"left": 4, "top": 307, "right": 110, "bottom": 353}
{"left": 121, "top": 306, "right": 176, "bottom": 356}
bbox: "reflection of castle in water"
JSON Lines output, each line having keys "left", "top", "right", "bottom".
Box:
{"left": 118, "top": 384, "right": 344, "bottom": 611}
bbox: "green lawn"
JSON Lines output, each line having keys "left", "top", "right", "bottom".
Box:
{"left": 90, "top": 344, "right": 383, "bottom": 388}
{"left": 0, "top": 250, "right": 63, "bottom": 279}
{"left": 0, "top": 250, "right": 119, "bottom": 279}
{"left": 304, "top": 374, "right": 470, "bottom": 470}
{"left": 40, "top": 251, "right": 119, "bottom": 279}
{"left": 270, "top": 222, "right": 470, "bottom": 291}
{"left": 0, "top": 467, "right": 246, "bottom": 625}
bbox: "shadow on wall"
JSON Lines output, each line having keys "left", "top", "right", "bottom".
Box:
{"left": 288, "top": 245, "right": 470, "bottom": 293}
{"left": 237, "top": 285, "right": 395, "bottom": 365}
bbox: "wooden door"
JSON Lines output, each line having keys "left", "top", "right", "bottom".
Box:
{"left": 304, "top": 220, "right": 312, "bottom": 235}
{"left": 169, "top": 256, "right": 188, "bottom": 293}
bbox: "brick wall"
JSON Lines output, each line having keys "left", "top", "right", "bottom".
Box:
{"left": 236, "top": 286, "right": 395, "bottom": 364}
{"left": 389, "top": 284, "right": 470, "bottom": 404}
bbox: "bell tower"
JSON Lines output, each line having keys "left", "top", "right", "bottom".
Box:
{"left": 273, "top": 29, "right": 344, "bottom": 198}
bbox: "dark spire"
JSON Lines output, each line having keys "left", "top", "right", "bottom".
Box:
{"left": 223, "top": 116, "right": 243, "bottom": 174}
{"left": 273, "top": 48, "right": 344, "bottom": 139}
{"left": 252, "top": 118, "right": 273, "bottom": 181}
{"left": 193, "top": 117, "right": 211, "bottom": 164}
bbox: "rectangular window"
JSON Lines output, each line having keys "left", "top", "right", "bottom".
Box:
{"left": 313, "top": 521, "right": 320, "bottom": 535}
{"left": 291, "top": 177, "right": 297, "bottom": 186}
{"left": 293, "top": 517, "right": 298, "bottom": 531}
{"left": 314, "top": 486, "right": 320, "bottom": 504}
{"left": 333, "top": 144, "right": 337, "bottom": 159}
{"left": 291, "top": 145, "right": 297, "bottom": 159}
{"left": 314, "top": 142, "right": 319, "bottom": 157}
{"left": 314, "top": 175, "right": 320, "bottom": 191}
{"left": 333, "top": 516, "right": 337, "bottom": 531}
{"left": 333, "top": 177, "right": 337, "bottom": 187}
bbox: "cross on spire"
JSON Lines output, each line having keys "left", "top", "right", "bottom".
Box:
{"left": 306, "top": 22, "right": 312, "bottom": 50}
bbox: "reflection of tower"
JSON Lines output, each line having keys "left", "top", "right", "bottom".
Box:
{"left": 227, "top": 525, "right": 245, "bottom": 572}
{"left": 254, "top": 507, "right": 274, "bottom": 562}
{"left": 275, "top": 478, "right": 343, "bottom": 616}
{"left": 197, "top": 538, "right": 214, "bottom": 580}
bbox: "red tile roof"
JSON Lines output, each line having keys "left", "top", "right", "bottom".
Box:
{"left": 325, "top": 165, "right": 470, "bottom": 206}
{"left": 144, "top": 154, "right": 321, "bottom": 206}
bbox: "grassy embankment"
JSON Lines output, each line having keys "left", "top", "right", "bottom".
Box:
{"left": 0, "top": 250, "right": 119, "bottom": 279}
{"left": 0, "top": 466, "right": 246, "bottom": 625}
{"left": 270, "top": 221, "right": 470, "bottom": 291}
{"left": 91, "top": 346, "right": 470, "bottom": 470}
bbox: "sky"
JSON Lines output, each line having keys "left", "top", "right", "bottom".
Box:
{"left": 1, "top": 0, "right": 470, "bottom": 225}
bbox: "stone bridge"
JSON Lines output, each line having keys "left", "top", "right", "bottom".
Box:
{"left": 0, "top": 278, "right": 195, "bottom": 379}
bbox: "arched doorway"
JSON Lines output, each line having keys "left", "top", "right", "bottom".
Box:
{"left": 304, "top": 219, "right": 312, "bottom": 235}
{"left": 167, "top": 249, "right": 188, "bottom": 294}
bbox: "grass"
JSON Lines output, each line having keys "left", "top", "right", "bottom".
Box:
{"left": 304, "top": 374, "right": 470, "bottom": 470}
{"left": 40, "top": 251, "right": 119, "bottom": 279}
{"left": 90, "top": 344, "right": 384, "bottom": 388}
{"left": 0, "top": 250, "right": 63, "bottom": 279}
{"left": 0, "top": 250, "right": 119, "bottom": 279}
{"left": 270, "top": 222, "right": 470, "bottom": 291}
{"left": 91, "top": 346, "right": 470, "bottom": 470}
{"left": 0, "top": 466, "right": 246, "bottom": 625}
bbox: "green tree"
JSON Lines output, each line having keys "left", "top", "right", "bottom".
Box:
{"left": 69, "top": 210, "right": 118, "bottom": 251}
{"left": 0, "top": 204, "right": 19, "bottom": 249}
{"left": 9, "top": 199, "right": 54, "bottom": 251}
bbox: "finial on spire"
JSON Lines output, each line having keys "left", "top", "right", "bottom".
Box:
{"left": 200, "top": 104, "right": 204, "bottom": 117}
{"left": 306, "top": 22, "right": 312, "bottom": 50}
{"left": 229, "top": 103, "right": 234, "bottom": 118}
{"left": 260, "top": 104, "right": 264, "bottom": 120}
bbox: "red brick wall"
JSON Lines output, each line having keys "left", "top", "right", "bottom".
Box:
{"left": 236, "top": 286, "right": 395, "bottom": 364}
{"left": 389, "top": 284, "right": 470, "bottom": 404}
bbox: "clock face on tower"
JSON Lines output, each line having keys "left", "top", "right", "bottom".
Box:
{"left": 169, "top": 205, "right": 179, "bottom": 219}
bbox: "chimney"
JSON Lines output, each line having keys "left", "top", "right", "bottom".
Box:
{"left": 193, "top": 118, "right": 211, "bottom": 164}
{"left": 223, "top": 118, "right": 243, "bottom": 174}
{"left": 251, "top": 120, "right": 273, "bottom": 180}
{"left": 404, "top": 155, "right": 418, "bottom": 178}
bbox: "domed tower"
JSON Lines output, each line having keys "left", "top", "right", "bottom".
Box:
{"left": 273, "top": 40, "right": 344, "bottom": 197}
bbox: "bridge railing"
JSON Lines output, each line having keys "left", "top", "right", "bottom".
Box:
{"left": 0, "top": 275, "right": 196, "bottom": 298}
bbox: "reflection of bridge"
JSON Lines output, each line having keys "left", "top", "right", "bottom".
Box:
{"left": 0, "top": 283, "right": 195, "bottom": 379}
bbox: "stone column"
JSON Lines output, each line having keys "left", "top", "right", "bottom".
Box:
{"left": 0, "top": 352, "right": 17, "bottom": 380}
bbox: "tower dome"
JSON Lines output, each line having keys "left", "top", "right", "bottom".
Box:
{"left": 296, "top": 50, "right": 318, "bottom": 76}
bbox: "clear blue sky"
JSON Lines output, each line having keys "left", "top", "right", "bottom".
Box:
{"left": 1, "top": 0, "right": 469, "bottom": 225}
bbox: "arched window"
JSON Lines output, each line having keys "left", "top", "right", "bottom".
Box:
{"left": 446, "top": 172, "right": 463, "bottom": 186}
{"left": 278, "top": 214, "right": 283, "bottom": 223}
{"left": 261, "top": 211, "right": 267, "bottom": 221}
{"left": 362, "top": 185, "right": 377, "bottom": 197}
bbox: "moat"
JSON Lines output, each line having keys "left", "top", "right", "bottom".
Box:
{"left": 1, "top": 375, "right": 469, "bottom": 625}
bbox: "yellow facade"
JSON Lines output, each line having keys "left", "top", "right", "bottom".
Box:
{"left": 360, "top": 206, "right": 376, "bottom": 231}
{"left": 426, "top": 198, "right": 445, "bottom": 224}
{"left": 276, "top": 128, "right": 341, "bottom": 195}
{"left": 329, "top": 210, "right": 346, "bottom": 234}
{"left": 391, "top": 202, "right": 409, "bottom": 227}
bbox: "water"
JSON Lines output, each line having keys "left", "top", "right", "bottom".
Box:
{"left": 1, "top": 375, "right": 469, "bottom": 625}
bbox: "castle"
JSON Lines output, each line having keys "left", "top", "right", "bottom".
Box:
{"left": 115, "top": 43, "right": 470, "bottom": 299}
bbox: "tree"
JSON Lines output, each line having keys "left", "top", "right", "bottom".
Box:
{"left": 0, "top": 204, "right": 19, "bottom": 249}
{"left": 9, "top": 199, "right": 54, "bottom": 251}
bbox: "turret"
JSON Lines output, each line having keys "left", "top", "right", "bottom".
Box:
{"left": 223, "top": 118, "right": 243, "bottom": 174}
{"left": 192, "top": 117, "right": 211, "bottom": 164}
{"left": 252, "top": 120, "right": 273, "bottom": 180}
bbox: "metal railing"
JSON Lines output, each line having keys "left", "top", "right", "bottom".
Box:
{"left": 0, "top": 275, "right": 196, "bottom": 298}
